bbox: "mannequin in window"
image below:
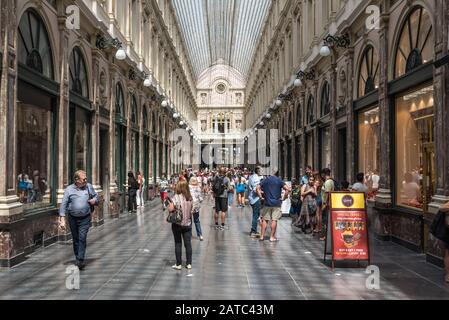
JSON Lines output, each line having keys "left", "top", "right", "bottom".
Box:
{"left": 402, "top": 172, "right": 421, "bottom": 208}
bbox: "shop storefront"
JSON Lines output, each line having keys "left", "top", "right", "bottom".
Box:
{"left": 16, "top": 9, "right": 57, "bottom": 212}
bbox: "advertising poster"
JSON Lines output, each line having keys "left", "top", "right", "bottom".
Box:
{"left": 331, "top": 210, "right": 369, "bottom": 261}
{"left": 326, "top": 192, "right": 370, "bottom": 266}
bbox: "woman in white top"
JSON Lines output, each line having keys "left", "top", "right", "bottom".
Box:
{"left": 189, "top": 177, "right": 204, "bottom": 241}
{"left": 168, "top": 181, "right": 193, "bottom": 270}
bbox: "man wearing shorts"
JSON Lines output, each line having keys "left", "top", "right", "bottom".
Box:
{"left": 212, "top": 167, "right": 229, "bottom": 230}
{"left": 258, "top": 168, "right": 290, "bottom": 242}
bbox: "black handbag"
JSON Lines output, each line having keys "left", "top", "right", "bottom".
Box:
{"left": 430, "top": 211, "right": 449, "bottom": 245}
{"left": 166, "top": 201, "right": 183, "bottom": 225}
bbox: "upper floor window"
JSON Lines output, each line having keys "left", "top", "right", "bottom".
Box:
{"left": 296, "top": 104, "right": 302, "bottom": 129}
{"left": 321, "top": 81, "right": 330, "bottom": 117}
{"left": 395, "top": 6, "right": 433, "bottom": 78}
{"left": 18, "top": 9, "right": 54, "bottom": 79}
{"left": 307, "top": 95, "right": 315, "bottom": 124}
{"left": 143, "top": 106, "right": 148, "bottom": 132}
{"left": 115, "top": 83, "right": 125, "bottom": 118}
{"left": 69, "top": 47, "right": 89, "bottom": 98}
{"left": 358, "top": 45, "right": 379, "bottom": 97}
{"left": 131, "top": 95, "right": 138, "bottom": 125}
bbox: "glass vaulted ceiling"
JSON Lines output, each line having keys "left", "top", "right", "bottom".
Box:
{"left": 172, "top": 0, "right": 271, "bottom": 81}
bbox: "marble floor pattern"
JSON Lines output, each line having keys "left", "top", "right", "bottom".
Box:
{"left": 0, "top": 196, "right": 448, "bottom": 300}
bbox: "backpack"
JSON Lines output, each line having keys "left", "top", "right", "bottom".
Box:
{"left": 212, "top": 176, "right": 225, "bottom": 195}
{"left": 290, "top": 187, "right": 301, "bottom": 208}
{"left": 331, "top": 179, "right": 342, "bottom": 192}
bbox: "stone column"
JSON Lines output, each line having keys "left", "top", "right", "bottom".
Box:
{"left": 90, "top": 51, "right": 104, "bottom": 226}
{"left": 312, "top": 80, "right": 319, "bottom": 170}
{"left": 0, "top": 0, "right": 23, "bottom": 267}
{"left": 372, "top": 11, "right": 392, "bottom": 239}
{"left": 109, "top": 69, "right": 120, "bottom": 218}
{"left": 375, "top": 12, "right": 392, "bottom": 205}
{"left": 345, "top": 48, "right": 355, "bottom": 182}
{"left": 330, "top": 60, "right": 338, "bottom": 175}
{"left": 425, "top": 0, "right": 449, "bottom": 264}
{"left": 56, "top": 16, "right": 71, "bottom": 239}
{"left": 429, "top": 0, "right": 449, "bottom": 211}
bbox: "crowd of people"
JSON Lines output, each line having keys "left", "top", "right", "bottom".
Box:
{"left": 57, "top": 166, "right": 449, "bottom": 283}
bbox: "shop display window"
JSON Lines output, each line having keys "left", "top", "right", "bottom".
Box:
{"left": 358, "top": 107, "right": 380, "bottom": 199}
{"left": 395, "top": 84, "right": 435, "bottom": 211}
{"left": 17, "top": 104, "right": 53, "bottom": 210}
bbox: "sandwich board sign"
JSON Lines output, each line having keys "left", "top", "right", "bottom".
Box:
{"left": 323, "top": 192, "right": 370, "bottom": 269}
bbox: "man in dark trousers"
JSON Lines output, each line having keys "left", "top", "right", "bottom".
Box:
{"left": 59, "top": 170, "right": 99, "bottom": 270}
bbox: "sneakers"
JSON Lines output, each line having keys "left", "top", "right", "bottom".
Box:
{"left": 172, "top": 265, "right": 182, "bottom": 270}
{"left": 186, "top": 264, "right": 192, "bottom": 270}
{"left": 199, "top": 236, "right": 204, "bottom": 241}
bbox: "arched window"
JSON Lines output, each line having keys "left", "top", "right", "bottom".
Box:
{"left": 321, "top": 81, "right": 330, "bottom": 117}
{"left": 69, "top": 47, "right": 89, "bottom": 97}
{"left": 296, "top": 104, "right": 302, "bottom": 129}
{"left": 142, "top": 105, "right": 148, "bottom": 132}
{"left": 115, "top": 83, "right": 125, "bottom": 118}
{"left": 131, "top": 95, "right": 138, "bottom": 125}
{"left": 18, "top": 9, "right": 54, "bottom": 79}
{"left": 358, "top": 45, "right": 379, "bottom": 97}
{"left": 307, "top": 95, "right": 315, "bottom": 124}
{"left": 395, "top": 6, "right": 433, "bottom": 78}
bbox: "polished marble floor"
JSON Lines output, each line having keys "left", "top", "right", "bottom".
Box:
{"left": 0, "top": 196, "right": 448, "bottom": 300}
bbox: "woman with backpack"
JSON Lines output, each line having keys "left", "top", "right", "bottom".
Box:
{"left": 124, "top": 171, "right": 139, "bottom": 213}
{"left": 167, "top": 181, "right": 193, "bottom": 270}
{"left": 189, "top": 177, "right": 204, "bottom": 241}
{"left": 236, "top": 176, "right": 246, "bottom": 208}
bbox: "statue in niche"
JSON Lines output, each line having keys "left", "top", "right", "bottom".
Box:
{"left": 201, "top": 93, "right": 207, "bottom": 105}
{"left": 201, "top": 120, "right": 207, "bottom": 132}
{"left": 235, "top": 93, "right": 242, "bottom": 105}
{"left": 235, "top": 120, "right": 242, "bottom": 130}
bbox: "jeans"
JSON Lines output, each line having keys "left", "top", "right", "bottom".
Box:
{"left": 128, "top": 190, "right": 137, "bottom": 212}
{"left": 68, "top": 214, "right": 92, "bottom": 263}
{"left": 172, "top": 224, "right": 192, "bottom": 266}
{"left": 227, "top": 192, "right": 234, "bottom": 207}
{"left": 251, "top": 200, "right": 261, "bottom": 233}
{"left": 193, "top": 211, "right": 202, "bottom": 237}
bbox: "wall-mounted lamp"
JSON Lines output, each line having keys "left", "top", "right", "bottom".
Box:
{"left": 295, "top": 69, "right": 316, "bottom": 87}
{"left": 320, "top": 34, "right": 351, "bottom": 57}
{"left": 96, "top": 35, "right": 126, "bottom": 60}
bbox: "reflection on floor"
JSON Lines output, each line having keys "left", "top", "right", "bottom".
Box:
{"left": 0, "top": 196, "right": 448, "bottom": 300}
